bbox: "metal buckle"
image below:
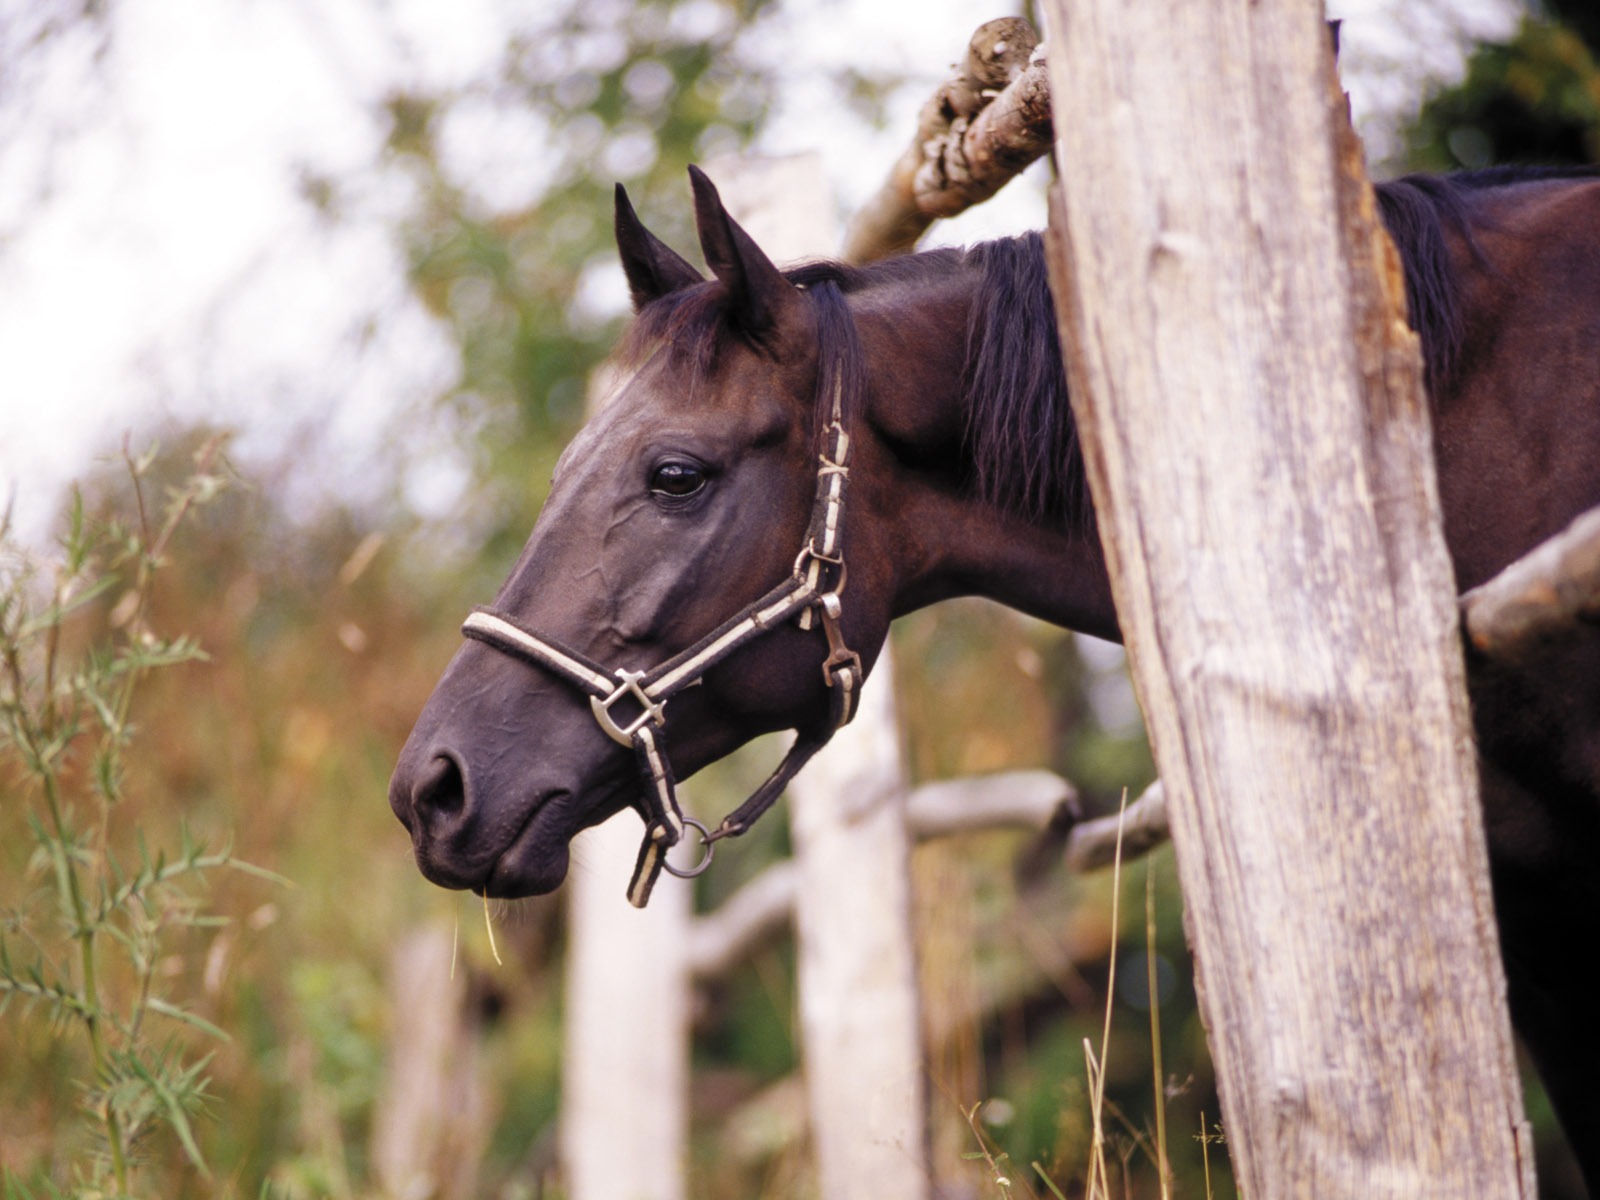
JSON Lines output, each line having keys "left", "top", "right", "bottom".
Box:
{"left": 823, "top": 645, "right": 863, "bottom": 689}
{"left": 792, "top": 545, "right": 848, "bottom": 606}
{"left": 590, "top": 669, "right": 667, "bottom": 746}
{"left": 818, "top": 596, "right": 862, "bottom": 688}
{"left": 793, "top": 540, "right": 844, "bottom": 578}
{"left": 662, "top": 817, "right": 715, "bottom": 879}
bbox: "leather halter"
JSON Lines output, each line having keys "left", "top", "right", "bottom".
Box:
{"left": 460, "top": 375, "right": 862, "bottom": 907}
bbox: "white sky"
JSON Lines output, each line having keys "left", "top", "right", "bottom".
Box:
{"left": 0, "top": 0, "right": 1519, "bottom": 541}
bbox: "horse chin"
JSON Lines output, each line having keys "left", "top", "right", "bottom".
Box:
{"left": 401, "top": 783, "right": 579, "bottom": 899}
{"left": 479, "top": 791, "right": 582, "bottom": 899}
{"left": 479, "top": 782, "right": 648, "bottom": 899}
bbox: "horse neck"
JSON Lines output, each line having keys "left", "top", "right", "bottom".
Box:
{"left": 850, "top": 264, "right": 1120, "bottom": 643}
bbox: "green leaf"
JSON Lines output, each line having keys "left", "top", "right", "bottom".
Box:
{"left": 125, "top": 1049, "right": 214, "bottom": 1176}
{"left": 1031, "top": 1162, "right": 1070, "bottom": 1200}
{"left": 16, "top": 574, "right": 120, "bottom": 640}
{"left": 224, "top": 858, "right": 293, "bottom": 888}
{"left": 146, "top": 997, "right": 230, "bottom": 1042}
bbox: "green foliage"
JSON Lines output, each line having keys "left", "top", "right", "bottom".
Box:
{"left": 1404, "top": 9, "right": 1600, "bottom": 169}
{"left": 366, "top": 0, "right": 787, "bottom": 563}
{"left": 0, "top": 438, "right": 276, "bottom": 1196}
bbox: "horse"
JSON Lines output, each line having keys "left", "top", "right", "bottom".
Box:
{"left": 390, "top": 163, "right": 1600, "bottom": 1189}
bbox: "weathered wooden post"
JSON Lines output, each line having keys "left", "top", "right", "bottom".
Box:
{"left": 787, "top": 664, "right": 926, "bottom": 1200}
{"left": 559, "top": 341, "right": 695, "bottom": 1200}
{"left": 372, "top": 925, "right": 493, "bottom": 1200}
{"left": 1039, "top": 2, "right": 1533, "bottom": 1194}
{"left": 561, "top": 814, "right": 692, "bottom": 1200}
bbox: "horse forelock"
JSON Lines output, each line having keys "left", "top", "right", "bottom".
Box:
{"left": 615, "top": 265, "right": 878, "bottom": 457}
{"left": 617, "top": 281, "right": 726, "bottom": 386}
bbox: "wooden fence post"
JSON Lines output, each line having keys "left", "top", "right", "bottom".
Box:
{"left": 560, "top": 358, "right": 695, "bottom": 1200}
{"left": 711, "top": 152, "right": 930, "bottom": 1200}
{"left": 1038, "top": 2, "right": 1533, "bottom": 1194}
{"left": 787, "top": 662, "right": 927, "bottom": 1199}
{"left": 372, "top": 925, "right": 493, "bottom": 1200}
{"left": 561, "top": 813, "right": 691, "bottom": 1200}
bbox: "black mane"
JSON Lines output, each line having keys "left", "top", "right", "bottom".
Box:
{"left": 618, "top": 240, "right": 1084, "bottom": 525}
{"left": 618, "top": 165, "right": 1600, "bottom": 529}
{"left": 1376, "top": 164, "right": 1600, "bottom": 391}
{"left": 960, "top": 233, "right": 1083, "bottom": 525}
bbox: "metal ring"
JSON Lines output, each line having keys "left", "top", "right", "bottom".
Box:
{"left": 662, "top": 817, "right": 715, "bottom": 879}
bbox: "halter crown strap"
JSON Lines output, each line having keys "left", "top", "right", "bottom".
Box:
{"left": 460, "top": 369, "right": 860, "bottom": 907}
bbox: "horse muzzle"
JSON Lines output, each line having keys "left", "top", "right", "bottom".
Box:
{"left": 388, "top": 645, "right": 639, "bottom": 898}
{"left": 387, "top": 746, "right": 571, "bottom": 896}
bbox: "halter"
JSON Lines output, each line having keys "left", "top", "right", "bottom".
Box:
{"left": 460, "top": 374, "right": 862, "bottom": 907}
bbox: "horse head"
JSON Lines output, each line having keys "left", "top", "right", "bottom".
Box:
{"left": 389, "top": 168, "right": 903, "bottom": 902}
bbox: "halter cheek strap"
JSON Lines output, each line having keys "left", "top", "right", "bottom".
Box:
{"left": 459, "top": 379, "right": 862, "bottom": 908}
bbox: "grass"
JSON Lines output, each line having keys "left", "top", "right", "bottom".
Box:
{"left": 0, "top": 438, "right": 280, "bottom": 1195}
{"left": 957, "top": 790, "right": 1225, "bottom": 1200}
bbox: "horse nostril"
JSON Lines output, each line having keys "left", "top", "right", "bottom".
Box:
{"left": 414, "top": 754, "right": 467, "bottom": 824}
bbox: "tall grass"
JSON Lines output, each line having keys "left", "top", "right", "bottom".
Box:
{"left": 948, "top": 787, "right": 1227, "bottom": 1200}
{"left": 1, "top": 439, "right": 276, "bottom": 1195}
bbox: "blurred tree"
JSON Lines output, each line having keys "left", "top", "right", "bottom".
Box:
{"left": 1404, "top": 0, "right": 1600, "bottom": 169}
{"left": 0, "top": 0, "right": 116, "bottom": 282}
{"left": 359, "top": 0, "right": 788, "bottom": 566}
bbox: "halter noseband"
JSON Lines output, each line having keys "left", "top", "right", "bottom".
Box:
{"left": 460, "top": 376, "right": 862, "bottom": 907}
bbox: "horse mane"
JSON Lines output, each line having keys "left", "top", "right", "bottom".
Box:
{"left": 617, "top": 239, "right": 1086, "bottom": 525}
{"left": 616, "top": 164, "right": 1599, "bottom": 530}
{"left": 1374, "top": 163, "right": 1600, "bottom": 391}
{"left": 959, "top": 232, "right": 1084, "bottom": 525}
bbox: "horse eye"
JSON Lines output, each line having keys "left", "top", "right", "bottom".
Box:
{"left": 650, "top": 461, "right": 706, "bottom": 497}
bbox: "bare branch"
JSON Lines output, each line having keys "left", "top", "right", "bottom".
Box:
{"left": 1062, "top": 782, "right": 1169, "bottom": 874}
{"left": 904, "top": 768, "right": 1077, "bottom": 837}
{"left": 1029, "top": 503, "right": 1600, "bottom": 876}
{"left": 686, "top": 860, "right": 797, "bottom": 981}
{"left": 843, "top": 19, "right": 1050, "bottom": 263}
{"left": 1461, "top": 505, "right": 1600, "bottom": 661}
{"left": 687, "top": 769, "right": 1081, "bottom": 981}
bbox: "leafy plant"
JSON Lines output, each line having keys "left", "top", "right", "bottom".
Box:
{"left": 1, "top": 438, "right": 276, "bottom": 1195}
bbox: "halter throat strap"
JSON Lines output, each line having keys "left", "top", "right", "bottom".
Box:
{"left": 459, "top": 377, "right": 861, "bottom": 907}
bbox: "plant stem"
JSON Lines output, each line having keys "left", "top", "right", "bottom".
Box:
{"left": 1146, "top": 866, "right": 1170, "bottom": 1199}
{"left": 41, "top": 769, "right": 130, "bottom": 1192}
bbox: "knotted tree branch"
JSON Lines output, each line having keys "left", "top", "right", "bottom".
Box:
{"left": 843, "top": 18, "right": 1052, "bottom": 263}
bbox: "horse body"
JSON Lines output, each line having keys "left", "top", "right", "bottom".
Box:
{"left": 1412, "top": 173, "right": 1600, "bottom": 1184}
{"left": 390, "top": 165, "right": 1600, "bottom": 1188}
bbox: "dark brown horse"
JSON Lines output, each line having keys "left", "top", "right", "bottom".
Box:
{"left": 391, "top": 164, "right": 1600, "bottom": 1188}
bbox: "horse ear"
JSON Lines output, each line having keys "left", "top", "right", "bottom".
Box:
{"left": 687, "top": 164, "right": 802, "bottom": 342}
{"left": 615, "top": 183, "right": 705, "bottom": 310}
